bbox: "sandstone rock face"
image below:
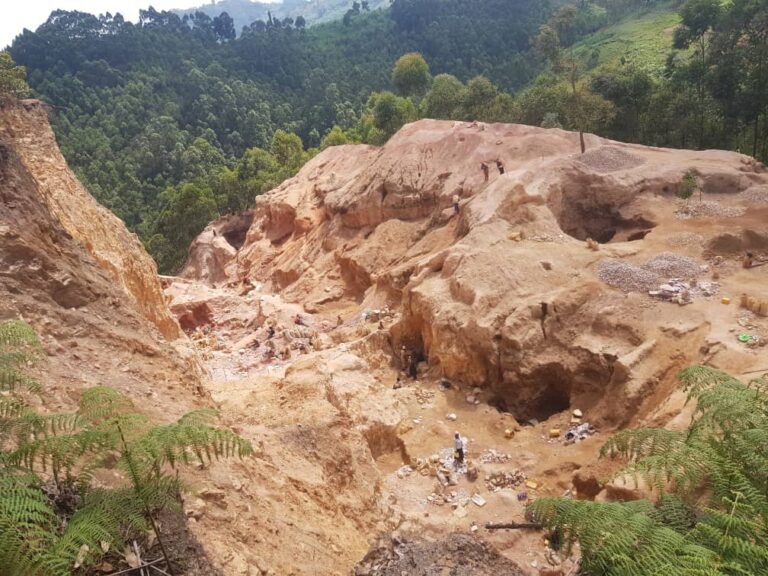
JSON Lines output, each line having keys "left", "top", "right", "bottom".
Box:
{"left": 0, "top": 99, "right": 181, "bottom": 339}
{"left": 0, "top": 98, "right": 201, "bottom": 417}
{"left": 181, "top": 210, "right": 254, "bottom": 285}
{"left": 189, "top": 119, "right": 768, "bottom": 430}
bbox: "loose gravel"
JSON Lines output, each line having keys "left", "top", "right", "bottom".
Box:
{"left": 675, "top": 200, "right": 747, "bottom": 219}
{"left": 599, "top": 252, "right": 704, "bottom": 293}
{"left": 741, "top": 186, "right": 768, "bottom": 204}
{"left": 665, "top": 232, "right": 705, "bottom": 247}
{"left": 642, "top": 252, "right": 702, "bottom": 279}
{"left": 598, "top": 260, "right": 661, "bottom": 293}
{"left": 577, "top": 146, "right": 646, "bottom": 173}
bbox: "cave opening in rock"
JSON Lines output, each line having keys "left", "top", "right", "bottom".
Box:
{"left": 217, "top": 211, "right": 254, "bottom": 250}
{"left": 222, "top": 228, "right": 248, "bottom": 250}
{"left": 556, "top": 199, "right": 656, "bottom": 244}
{"left": 492, "top": 363, "right": 573, "bottom": 423}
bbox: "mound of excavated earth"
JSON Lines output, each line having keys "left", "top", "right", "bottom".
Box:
{"left": 166, "top": 119, "right": 768, "bottom": 574}
{"left": 184, "top": 119, "right": 768, "bottom": 429}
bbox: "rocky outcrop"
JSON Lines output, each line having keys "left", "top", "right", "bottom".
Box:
{"left": 0, "top": 98, "right": 201, "bottom": 415}
{"left": 181, "top": 211, "right": 255, "bottom": 285}
{"left": 0, "top": 99, "right": 181, "bottom": 339}
{"left": 186, "top": 119, "right": 768, "bottom": 428}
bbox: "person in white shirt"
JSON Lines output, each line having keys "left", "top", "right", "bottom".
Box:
{"left": 454, "top": 431, "right": 464, "bottom": 465}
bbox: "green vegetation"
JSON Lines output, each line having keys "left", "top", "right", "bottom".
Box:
{"left": 677, "top": 169, "right": 699, "bottom": 200}
{"left": 530, "top": 365, "right": 768, "bottom": 575}
{"left": 0, "top": 51, "right": 30, "bottom": 97}
{"left": 7, "top": 0, "right": 768, "bottom": 274}
{"left": 9, "top": 0, "right": 549, "bottom": 273}
{"left": 572, "top": 5, "right": 683, "bottom": 74}
{"left": 0, "top": 320, "right": 252, "bottom": 574}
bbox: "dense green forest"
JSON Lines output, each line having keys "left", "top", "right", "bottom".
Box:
{"left": 8, "top": 0, "right": 550, "bottom": 271}
{"left": 6, "top": 0, "right": 768, "bottom": 272}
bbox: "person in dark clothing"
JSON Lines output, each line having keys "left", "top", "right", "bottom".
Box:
{"left": 408, "top": 353, "right": 418, "bottom": 380}
{"left": 480, "top": 162, "right": 490, "bottom": 182}
{"left": 267, "top": 325, "right": 275, "bottom": 339}
{"left": 496, "top": 159, "right": 505, "bottom": 174}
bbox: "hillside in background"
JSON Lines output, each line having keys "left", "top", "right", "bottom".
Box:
{"left": 174, "top": 0, "right": 390, "bottom": 31}
{"left": 6, "top": 0, "right": 768, "bottom": 274}
{"left": 573, "top": 2, "right": 681, "bottom": 74}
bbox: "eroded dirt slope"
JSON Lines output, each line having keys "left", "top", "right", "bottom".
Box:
{"left": 172, "top": 120, "right": 768, "bottom": 575}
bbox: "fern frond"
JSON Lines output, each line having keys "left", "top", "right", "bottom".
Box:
{"left": 0, "top": 321, "right": 42, "bottom": 393}
{"left": 602, "top": 428, "right": 687, "bottom": 461}
{"left": 7, "top": 427, "right": 115, "bottom": 482}
{"left": 0, "top": 366, "right": 41, "bottom": 393}
{"left": 131, "top": 416, "right": 253, "bottom": 474}
{"left": 529, "top": 497, "right": 726, "bottom": 575}
{"left": 78, "top": 386, "right": 134, "bottom": 424}
{"left": 0, "top": 471, "right": 62, "bottom": 576}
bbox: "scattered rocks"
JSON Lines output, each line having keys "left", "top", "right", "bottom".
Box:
{"left": 576, "top": 146, "right": 646, "bottom": 173}
{"left": 354, "top": 534, "right": 526, "bottom": 576}
{"left": 598, "top": 260, "right": 660, "bottom": 293}
{"left": 648, "top": 279, "right": 720, "bottom": 303}
{"left": 676, "top": 200, "right": 747, "bottom": 219}
{"left": 478, "top": 449, "right": 513, "bottom": 464}
{"left": 564, "top": 422, "right": 597, "bottom": 445}
{"left": 485, "top": 470, "right": 526, "bottom": 492}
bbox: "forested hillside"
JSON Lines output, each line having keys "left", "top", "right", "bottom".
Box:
{"left": 8, "top": 0, "right": 549, "bottom": 271}
{"left": 7, "top": 0, "right": 768, "bottom": 272}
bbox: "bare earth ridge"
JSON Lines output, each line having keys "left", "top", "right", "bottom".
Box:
{"left": 3, "top": 100, "right": 768, "bottom": 575}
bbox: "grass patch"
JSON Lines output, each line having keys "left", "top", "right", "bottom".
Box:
{"left": 573, "top": 4, "right": 684, "bottom": 75}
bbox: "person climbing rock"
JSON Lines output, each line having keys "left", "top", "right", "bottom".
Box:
{"left": 294, "top": 313, "right": 305, "bottom": 326}
{"left": 452, "top": 193, "right": 460, "bottom": 215}
{"left": 454, "top": 432, "right": 465, "bottom": 466}
{"left": 496, "top": 159, "right": 505, "bottom": 174}
{"left": 267, "top": 325, "right": 276, "bottom": 339}
{"left": 480, "top": 162, "right": 489, "bottom": 182}
{"left": 337, "top": 314, "right": 343, "bottom": 327}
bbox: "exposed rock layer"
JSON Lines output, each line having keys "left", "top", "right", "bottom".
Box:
{"left": 187, "top": 119, "right": 768, "bottom": 428}
{"left": 0, "top": 99, "right": 181, "bottom": 339}
{"left": 0, "top": 97, "right": 200, "bottom": 424}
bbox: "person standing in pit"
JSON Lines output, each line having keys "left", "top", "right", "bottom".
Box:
{"left": 454, "top": 432, "right": 465, "bottom": 466}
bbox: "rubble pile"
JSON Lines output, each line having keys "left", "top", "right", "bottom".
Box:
{"left": 564, "top": 422, "right": 597, "bottom": 445}
{"left": 641, "top": 252, "right": 703, "bottom": 279}
{"left": 426, "top": 489, "right": 470, "bottom": 507}
{"left": 484, "top": 470, "right": 526, "bottom": 492}
{"left": 741, "top": 186, "right": 768, "bottom": 203}
{"left": 676, "top": 200, "right": 747, "bottom": 219}
{"left": 576, "top": 146, "right": 646, "bottom": 173}
{"left": 600, "top": 253, "right": 717, "bottom": 303}
{"left": 478, "top": 449, "right": 513, "bottom": 464}
{"left": 648, "top": 279, "right": 720, "bottom": 304}
{"left": 598, "top": 260, "right": 661, "bottom": 293}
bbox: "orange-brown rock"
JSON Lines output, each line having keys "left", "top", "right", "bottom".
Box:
{"left": 0, "top": 97, "right": 201, "bottom": 412}
{"left": 0, "top": 99, "right": 181, "bottom": 339}
{"left": 186, "top": 119, "right": 768, "bottom": 430}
